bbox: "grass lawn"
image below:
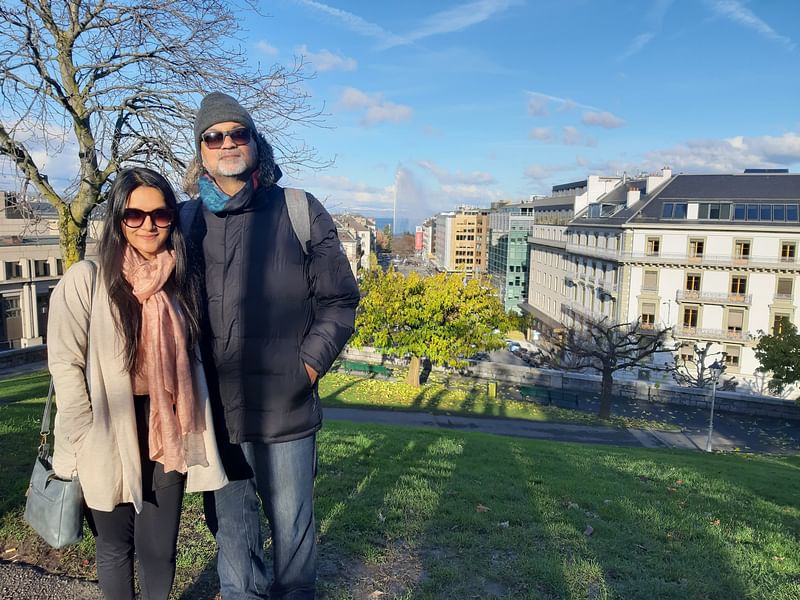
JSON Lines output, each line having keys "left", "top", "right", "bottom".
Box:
{"left": 320, "top": 371, "right": 681, "bottom": 431}
{"left": 2, "top": 371, "right": 799, "bottom": 599}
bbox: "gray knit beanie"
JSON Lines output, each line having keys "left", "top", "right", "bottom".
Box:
{"left": 194, "top": 92, "right": 257, "bottom": 154}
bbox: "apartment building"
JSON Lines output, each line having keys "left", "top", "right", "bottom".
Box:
{"left": 487, "top": 201, "right": 536, "bottom": 313}
{"left": 525, "top": 169, "right": 800, "bottom": 390}
{"left": 421, "top": 218, "right": 435, "bottom": 258}
{"left": 333, "top": 214, "right": 374, "bottom": 271}
{"left": 433, "top": 207, "right": 489, "bottom": 276}
{"left": 0, "top": 191, "right": 98, "bottom": 349}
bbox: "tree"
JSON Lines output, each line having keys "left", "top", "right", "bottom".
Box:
{"left": 755, "top": 321, "right": 800, "bottom": 395}
{"left": 352, "top": 269, "right": 510, "bottom": 386}
{"left": 671, "top": 342, "right": 732, "bottom": 388}
{"left": 538, "top": 317, "right": 671, "bottom": 419}
{"left": 375, "top": 224, "right": 392, "bottom": 253}
{"left": 392, "top": 233, "right": 415, "bottom": 258}
{"left": 0, "top": 0, "right": 322, "bottom": 265}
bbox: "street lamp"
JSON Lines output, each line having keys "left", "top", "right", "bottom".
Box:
{"left": 705, "top": 360, "right": 725, "bottom": 452}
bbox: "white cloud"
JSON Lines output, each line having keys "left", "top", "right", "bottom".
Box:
{"left": 525, "top": 91, "right": 601, "bottom": 114}
{"left": 529, "top": 127, "right": 553, "bottom": 142}
{"left": 416, "top": 160, "right": 496, "bottom": 185}
{"left": 528, "top": 95, "right": 548, "bottom": 116}
{"left": 297, "top": 0, "right": 519, "bottom": 50}
{"left": 562, "top": 126, "right": 583, "bottom": 146}
{"left": 582, "top": 111, "right": 625, "bottom": 129}
{"left": 338, "top": 87, "right": 412, "bottom": 126}
{"left": 295, "top": 0, "right": 404, "bottom": 46}
{"left": 706, "top": 0, "right": 795, "bottom": 50}
{"left": 618, "top": 32, "right": 655, "bottom": 61}
{"left": 644, "top": 132, "right": 800, "bottom": 172}
{"left": 256, "top": 41, "right": 279, "bottom": 57}
{"left": 524, "top": 163, "right": 573, "bottom": 181}
{"left": 390, "top": 0, "right": 521, "bottom": 48}
{"left": 296, "top": 45, "right": 356, "bottom": 72}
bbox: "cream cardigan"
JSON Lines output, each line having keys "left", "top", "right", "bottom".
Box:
{"left": 48, "top": 260, "right": 227, "bottom": 513}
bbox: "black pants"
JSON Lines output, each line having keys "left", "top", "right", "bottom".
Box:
{"left": 86, "top": 396, "right": 186, "bottom": 600}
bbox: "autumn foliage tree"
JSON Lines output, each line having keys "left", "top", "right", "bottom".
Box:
{"left": 352, "top": 269, "right": 510, "bottom": 386}
{"left": 538, "top": 317, "right": 671, "bottom": 419}
{"left": 0, "top": 0, "right": 322, "bottom": 266}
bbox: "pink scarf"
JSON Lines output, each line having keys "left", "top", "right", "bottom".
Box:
{"left": 123, "top": 246, "right": 207, "bottom": 473}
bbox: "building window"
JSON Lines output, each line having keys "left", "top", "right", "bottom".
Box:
{"left": 4, "top": 262, "right": 22, "bottom": 280}
{"left": 34, "top": 260, "right": 50, "bottom": 277}
{"left": 726, "top": 309, "right": 744, "bottom": 335}
{"left": 56, "top": 259, "right": 64, "bottom": 276}
{"left": 641, "top": 302, "right": 656, "bottom": 329}
{"left": 3, "top": 296, "right": 20, "bottom": 318}
{"left": 724, "top": 345, "right": 741, "bottom": 368}
{"left": 642, "top": 269, "right": 658, "bottom": 291}
{"left": 685, "top": 273, "right": 701, "bottom": 293}
{"left": 683, "top": 306, "right": 699, "bottom": 329}
{"left": 645, "top": 237, "right": 660, "bottom": 256}
{"left": 689, "top": 239, "right": 705, "bottom": 259}
{"left": 776, "top": 278, "right": 793, "bottom": 299}
{"left": 781, "top": 242, "right": 796, "bottom": 262}
{"left": 734, "top": 240, "right": 751, "bottom": 260}
{"left": 730, "top": 275, "right": 747, "bottom": 296}
{"left": 678, "top": 344, "right": 694, "bottom": 364}
{"left": 773, "top": 314, "right": 791, "bottom": 335}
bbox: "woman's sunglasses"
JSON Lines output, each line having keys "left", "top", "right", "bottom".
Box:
{"left": 200, "top": 127, "right": 252, "bottom": 150}
{"left": 122, "top": 208, "right": 175, "bottom": 229}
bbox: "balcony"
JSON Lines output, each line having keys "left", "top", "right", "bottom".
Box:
{"left": 622, "top": 252, "right": 800, "bottom": 271}
{"left": 673, "top": 327, "right": 751, "bottom": 342}
{"left": 675, "top": 290, "right": 752, "bottom": 305}
{"left": 562, "top": 301, "right": 611, "bottom": 322}
{"left": 565, "top": 242, "right": 622, "bottom": 262}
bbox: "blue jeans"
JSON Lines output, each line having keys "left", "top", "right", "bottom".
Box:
{"left": 204, "top": 434, "right": 317, "bottom": 600}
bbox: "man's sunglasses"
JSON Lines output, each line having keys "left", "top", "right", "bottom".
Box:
{"left": 122, "top": 208, "right": 175, "bottom": 229}
{"left": 200, "top": 127, "right": 252, "bottom": 149}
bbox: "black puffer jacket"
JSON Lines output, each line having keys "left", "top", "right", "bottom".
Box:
{"left": 183, "top": 178, "right": 359, "bottom": 444}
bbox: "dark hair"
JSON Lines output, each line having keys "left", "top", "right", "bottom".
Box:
{"left": 97, "top": 167, "right": 201, "bottom": 373}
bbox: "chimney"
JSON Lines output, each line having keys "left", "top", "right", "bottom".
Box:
{"left": 661, "top": 166, "right": 672, "bottom": 178}
{"left": 626, "top": 185, "right": 641, "bottom": 208}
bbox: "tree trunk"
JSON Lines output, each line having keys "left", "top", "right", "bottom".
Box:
{"left": 406, "top": 355, "right": 421, "bottom": 387}
{"left": 598, "top": 368, "right": 614, "bottom": 420}
{"left": 57, "top": 203, "right": 88, "bottom": 268}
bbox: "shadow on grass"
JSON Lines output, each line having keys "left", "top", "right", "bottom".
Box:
{"left": 0, "top": 371, "right": 49, "bottom": 405}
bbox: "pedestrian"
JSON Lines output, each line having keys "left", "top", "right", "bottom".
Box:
{"left": 181, "top": 92, "right": 360, "bottom": 599}
{"left": 48, "top": 167, "right": 228, "bottom": 600}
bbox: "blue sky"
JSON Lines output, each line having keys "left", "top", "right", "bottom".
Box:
{"left": 256, "top": 0, "right": 800, "bottom": 226}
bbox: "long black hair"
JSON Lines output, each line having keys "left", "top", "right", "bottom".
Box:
{"left": 97, "top": 167, "right": 202, "bottom": 373}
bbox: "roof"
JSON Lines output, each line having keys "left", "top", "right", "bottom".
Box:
{"left": 654, "top": 174, "right": 800, "bottom": 200}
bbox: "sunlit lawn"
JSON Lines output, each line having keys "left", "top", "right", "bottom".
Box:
{"left": 320, "top": 371, "right": 681, "bottom": 431}
{"left": 1, "top": 371, "right": 798, "bottom": 599}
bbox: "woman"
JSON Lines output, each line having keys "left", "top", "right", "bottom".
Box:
{"left": 48, "top": 167, "right": 227, "bottom": 599}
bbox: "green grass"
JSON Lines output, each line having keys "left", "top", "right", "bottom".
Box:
{"left": 320, "top": 371, "right": 681, "bottom": 431}
{"left": 2, "top": 371, "right": 799, "bottom": 599}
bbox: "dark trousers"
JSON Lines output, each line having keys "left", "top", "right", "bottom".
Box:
{"left": 86, "top": 396, "right": 185, "bottom": 600}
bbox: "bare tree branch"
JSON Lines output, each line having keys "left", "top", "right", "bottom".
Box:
{"left": 0, "top": 0, "right": 327, "bottom": 263}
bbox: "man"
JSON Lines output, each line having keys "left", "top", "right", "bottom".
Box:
{"left": 182, "top": 92, "right": 360, "bottom": 599}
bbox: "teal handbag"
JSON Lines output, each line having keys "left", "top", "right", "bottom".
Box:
{"left": 23, "top": 378, "right": 84, "bottom": 548}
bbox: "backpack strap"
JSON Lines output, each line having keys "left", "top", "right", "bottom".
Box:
{"left": 284, "top": 188, "right": 311, "bottom": 255}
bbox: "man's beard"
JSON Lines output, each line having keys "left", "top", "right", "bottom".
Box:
{"left": 214, "top": 156, "right": 251, "bottom": 177}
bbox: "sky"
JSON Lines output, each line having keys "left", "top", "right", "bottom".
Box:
{"left": 3, "top": 0, "right": 800, "bottom": 229}
{"left": 258, "top": 0, "right": 800, "bottom": 226}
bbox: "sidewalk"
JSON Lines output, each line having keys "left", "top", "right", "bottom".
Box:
{"left": 325, "top": 406, "right": 799, "bottom": 454}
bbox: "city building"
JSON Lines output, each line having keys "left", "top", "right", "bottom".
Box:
{"left": 0, "top": 191, "right": 98, "bottom": 349}
{"left": 487, "top": 200, "right": 536, "bottom": 313}
{"left": 333, "top": 213, "right": 376, "bottom": 272}
{"left": 421, "top": 218, "right": 435, "bottom": 259}
{"left": 433, "top": 207, "right": 489, "bottom": 276}
{"left": 524, "top": 169, "right": 800, "bottom": 391}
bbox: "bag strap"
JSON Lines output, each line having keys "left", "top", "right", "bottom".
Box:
{"left": 39, "top": 260, "right": 98, "bottom": 459}
{"left": 284, "top": 188, "right": 311, "bottom": 255}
